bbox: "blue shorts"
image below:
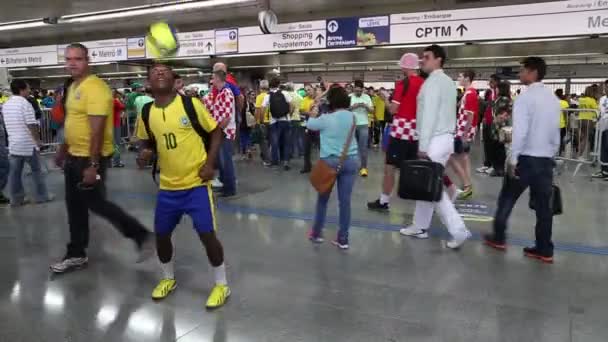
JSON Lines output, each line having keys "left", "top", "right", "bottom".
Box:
{"left": 155, "top": 185, "right": 217, "bottom": 236}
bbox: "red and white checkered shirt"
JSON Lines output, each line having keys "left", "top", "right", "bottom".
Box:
{"left": 204, "top": 86, "right": 236, "bottom": 140}
{"left": 456, "top": 87, "right": 478, "bottom": 141}
{"left": 390, "top": 117, "right": 417, "bottom": 141}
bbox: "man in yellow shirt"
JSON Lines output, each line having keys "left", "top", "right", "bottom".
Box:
{"left": 136, "top": 64, "right": 229, "bottom": 309}
{"left": 254, "top": 80, "right": 271, "bottom": 166}
{"left": 371, "top": 88, "right": 387, "bottom": 147}
{"left": 299, "top": 84, "right": 318, "bottom": 173}
{"left": 51, "top": 43, "right": 153, "bottom": 274}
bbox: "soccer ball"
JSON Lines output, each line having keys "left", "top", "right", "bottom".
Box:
{"left": 146, "top": 21, "right": 179, "bottom": 58}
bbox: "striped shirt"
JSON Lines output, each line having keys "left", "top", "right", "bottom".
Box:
{"left": 2, "top": 95, "right": 38, "bottom": 156}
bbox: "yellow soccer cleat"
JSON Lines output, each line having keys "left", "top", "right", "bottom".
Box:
{"left": 152, "top": 279, "right": 177, "bottom": 300}
{"left": 205, "top": 284, "right": 231, "bottom": 309}
{"left": 359, "top": 168, "right": 369, "bottom": 177}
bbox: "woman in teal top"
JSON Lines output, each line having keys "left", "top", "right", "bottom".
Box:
{"left": 306, "top": 86, "right": 359, "bottom": 249}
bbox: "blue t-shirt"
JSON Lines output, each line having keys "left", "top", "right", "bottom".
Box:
{"left": 306, "top": 110, "right": 358, "bottom": 159}
{"left": 226, "top": 81, "right": 241, "bottom": 97}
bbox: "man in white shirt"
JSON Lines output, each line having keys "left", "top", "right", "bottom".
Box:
{"left": 0, "top": 107, "right": 9, "bottom": 204}
{"left": 2, "top": 80, "right": 52, "bottom": 206}
{"left": 349, "top": 80, "right": 374, "bottom": 177}
{"left": 399, "top": 44, "right": 471, "bottom": 249}
{"left": 262, "top": 77, "right": 294, "bottom": 170}
{"left": 484, "top": 57, "right": 560, "bottom": 264}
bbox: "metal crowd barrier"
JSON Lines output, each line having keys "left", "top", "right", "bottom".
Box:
{"left": 556, "top": 108, "right": 601, "bottom": 177}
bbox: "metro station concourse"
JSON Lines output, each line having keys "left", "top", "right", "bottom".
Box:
{"left": 1, "top": 0, "right": 608, "bottom": 341}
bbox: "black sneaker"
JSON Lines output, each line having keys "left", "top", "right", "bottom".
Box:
{"left": 300, "top": 168, "right": 311, "bottom": 174}
{"left": 283, "top": 164, "right": 291, "bottom": 171}
{"left": 113, "top": 162, "right": 125, "bottom": 168}
{"left": 592, "top": 171, "right": 607, "bottom": 179}
{"left": 483, "top": 234, "right": 507, "bottom": 251}
{"left": 0, "top": 194, "right": 9, "bottom": 205}
{"left": 523, "top": 247, "right": 553, "bottom": 264}
{"left": 367, "top": 199, "right": 389, "bottom": 212}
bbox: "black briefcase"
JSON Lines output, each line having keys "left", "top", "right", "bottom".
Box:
{"left": 529, "top": 184, "right": 563, "bottom": 216}
{"left": 398, "top": 160, "right": 444, "bottom": 202}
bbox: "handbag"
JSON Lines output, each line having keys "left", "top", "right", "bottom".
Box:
{"left": 309, "top": 115, "right": 356, "bottom": 195}
{"left": 529, "top": 184, "right": 563, "bottom": 216}
{"left": 398, "top": 160, "right": 445, "bottom": 202}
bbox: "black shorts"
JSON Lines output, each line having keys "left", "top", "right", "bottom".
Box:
{"left": 454, "top": 138, "right": 471, "bottom": 154}
{"left": 386, "top": 137, "right": 418, "bottom": 167}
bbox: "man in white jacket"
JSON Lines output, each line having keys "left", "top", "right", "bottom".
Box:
{"left": 399, "top": 45, "right": 471, "bottom": 249}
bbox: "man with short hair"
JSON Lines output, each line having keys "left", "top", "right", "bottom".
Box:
{"left": 285, "top": 82, "right": 303, "bottom": 158}
{"left": 263, "top": 77, "right": 294, "bottom": 170}
{"left": 50, "top": 43, "right": 154, "bottom": 273}
{"left": 299, "top": 84, "right": 318, "bottom": 173}
{"left": 400, "top": 44, "right": 471, "bottom": 249}
{"left": 350, "top": 80, "right": 374, "bottom": 177}
{"left": 477, "top": 74, "right": 500, "bottom": 174}
{"left": 136, "top": 63, "right": 229, "bottom": 308}
{"left": 204, "top": 69, "right": 237, "bottom": 197}
{"left": 484, "top": 57, "right": 561, "bottom": 263}
{"left": 3, "top": 80, "right": 53, "bottom": 206}
{"left": 450, "top": 70, "right": 478, "bottom": 200}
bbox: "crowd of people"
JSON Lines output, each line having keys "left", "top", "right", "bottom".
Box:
{"left": 1, "top": 41, "right": 607, "bottom": 311}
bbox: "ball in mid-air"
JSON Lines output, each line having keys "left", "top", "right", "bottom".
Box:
{"left": 146, "top": 21, "right": 179, "bottom": 58}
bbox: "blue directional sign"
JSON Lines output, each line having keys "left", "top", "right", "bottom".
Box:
{"left": 326, "top": 16, "right": 390, "bottom": 48}
{"left": 326, "top": 17, "right": 358, "bottom": 48}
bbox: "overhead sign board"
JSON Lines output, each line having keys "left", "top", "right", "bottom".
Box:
{"left": 327, "top": 16, "right": 390, "bottom": 47}
{"left": 238, "top": 20, "right": 326, "bottom": 53}
{"left": 58, "top": 39, "right": 128, "bottom": 63}
{"left": 0, "top": 45, "right": 58, "bottom": 67}
{"left": 174, "top": 30, "right": 215, "bottom": 57}
{"left": 390, "top": 0, "right": 608, "bottom": 44}
{"left": 215, "top": 28, "right": 239, "bottom": 54}
{"left": 127, "top": 37, "right": 146, "bottom": 59}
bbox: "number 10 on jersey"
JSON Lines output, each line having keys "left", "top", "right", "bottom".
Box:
{"left": 162, "top": 133, "right": 177, "bottom": 150}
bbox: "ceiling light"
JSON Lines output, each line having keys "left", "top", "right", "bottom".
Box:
{"left": 90, "top": 62, "right": 111, "bottom": 66}
{"left": 333, "top": 60, "right": 399, "bottom": 65}
{"left": 292, "top": 47, "right": 365, "bottom": 54}
{"left": 8, "top": 68, "right": 28, "bottom": 71}
{"left": 59, "top": 0, "right": 254, "bottom": 24}
{"left": 34, "top": 65, "right": 65, "bottom": 70}
{"left": 161, "top": 56, "right": 210, "bottom": 61}
{"left": 478, "top": 37, "right": 587, "bottom": 45}
{"left": 223, "top": 52, "right": 279, "bottom": 58}
{"left": 375, "top": 43, "right": 465, "bottom": 49}
{"left": 0, "top": 20, "right": 47, "bottom": 32}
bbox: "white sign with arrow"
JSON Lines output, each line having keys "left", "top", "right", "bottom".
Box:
{"left": 58, "top": 39, "right": 128, "bottom": 63}
{"left": 238, "top": 20, "right": 326, "bottom": 53}
{"left": 0, "top": 45, "right": 58, "bottom": 67}
{"left": 174, "top": 30, "right": 215, "bottom": 57}
{"left": 390, "top": 0, "right": 608, "bottom": 44}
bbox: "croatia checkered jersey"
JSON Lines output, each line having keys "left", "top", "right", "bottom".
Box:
{"left": 390, "top": 75, "right": 424, "bottom": 141}
{"left": 456, "top": 87, "right": 479, "bottom": 141}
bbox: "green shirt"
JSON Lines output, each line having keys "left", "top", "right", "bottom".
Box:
{"left": 350, "top": 93, "right": 373, "bottom": 126}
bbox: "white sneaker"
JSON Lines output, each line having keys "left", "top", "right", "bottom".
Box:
{"left": 50, "top": 257, "right": 88, "bottom": 273}
{"left": 445, "top": 230, "right": 472, "bottom": 250}
{"left": 484, "top": 167, "right": 495, "bottom": 175}
{"left": 211, "top": 178, "right": 223, "bottom": 188}
{"left": 476, "top": 166, "right": 489, "bottom": 174}
{"left": 399, "top": 226, "right": 429, "bottom": 239}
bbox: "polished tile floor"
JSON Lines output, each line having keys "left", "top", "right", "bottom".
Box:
{"left": 1, "top": 148, "right": 608, "bottom": 342}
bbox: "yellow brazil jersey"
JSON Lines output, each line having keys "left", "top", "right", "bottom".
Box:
{"left": 578, "top": 96, "right": 598, "bottom": 121}
{"left": 64, "top": 75, "right": 114, "bottom": 157}
{"left": 559, "top": 99, "right": 569, "bottom": 129}
{"left": 372, "top": 95, "right": 385, "bottom": 121}
{"left": 136, "top": 96, "right": 217, "bottom": 191}
{"left": 300, "top": 96, "right": 315, "bottom": 114}
{"left": 255, "top": 92, "right": 270, "bottom": 123}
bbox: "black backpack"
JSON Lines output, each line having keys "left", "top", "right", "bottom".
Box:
{"left": 269, "top": 90, "right": 290, "bottom": 119}
{"left": 141, "top": 95, "right": 211, "bottom": 182}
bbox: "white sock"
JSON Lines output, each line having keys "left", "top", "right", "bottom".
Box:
{"left": 213, "top": 263, "right": 227, "bottom": 286}
{"left": 380, "top": 193, "right": 390, "bottom": 205}
{"left": 160, "top": 260, "right": 175, "bottom": 280}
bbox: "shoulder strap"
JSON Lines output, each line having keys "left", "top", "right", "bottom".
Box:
{"left": 181, "top": 95, "right": 210, "bottom": 152}
{"left": 337, "top": 115, "right": 357, "bottom": 171}
{"left": 141, "top": 101, "right": 154, "bottom": 141}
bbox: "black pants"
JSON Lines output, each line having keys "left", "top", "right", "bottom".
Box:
{"left": 601, "top": 130, "right": 608, "bottom": 174}
{"left": 302, "top": 130, "right": 320, "bottom": 171}
{"left": 493, "top": 156, "right": 555, "bottom": 255}
{"left": 64, "top": 155, "right": 149, "bottom": 258}
{"left": 491, "top": 140, "right": 506, "bottom": 173}
{"left": 482, "top": 123, "right": 493, "bottom": 168}
{"left": 373, "top": 120, "right": 385, "bottom": 145}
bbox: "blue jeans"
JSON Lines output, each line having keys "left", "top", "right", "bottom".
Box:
{"left": 239, "top": 129, "right": 251, "bottom": 154}
{"left": 0, "top": 142, "right": 9, "bottom": 193}
{"left": 9, "top": 150, "right": 50, "bottom": 203}
{"left": 290, "top": 122, "right": 304, "bottom": 158}
{"left": 217, "top": 138, "right": 237, "bottom": 194}
{"left": 493, "top": 156, "right": 555, "bottom": 255}
{"left": 312, "top": 156, "right": 360, "bottom": 244}
{"left": 355, "top": 125, "right": 368, "bottom": 168}
{"left": 270, "top": 121, "right": 291, "bottom": 165}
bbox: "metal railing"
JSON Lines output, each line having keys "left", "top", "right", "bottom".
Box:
{"left": 556, "top": 108, "right": 601, "bottom": 177}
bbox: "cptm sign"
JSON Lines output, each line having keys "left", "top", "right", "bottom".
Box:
{"left": 415, "top": 24, "right": 468, "bottom": 38}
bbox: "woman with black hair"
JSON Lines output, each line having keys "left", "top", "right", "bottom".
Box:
{"left": 307, "top": 85, "right": 359, "bottom": 250}
{"left": 489, "top": 81, "right": 512, "bottom": 177}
